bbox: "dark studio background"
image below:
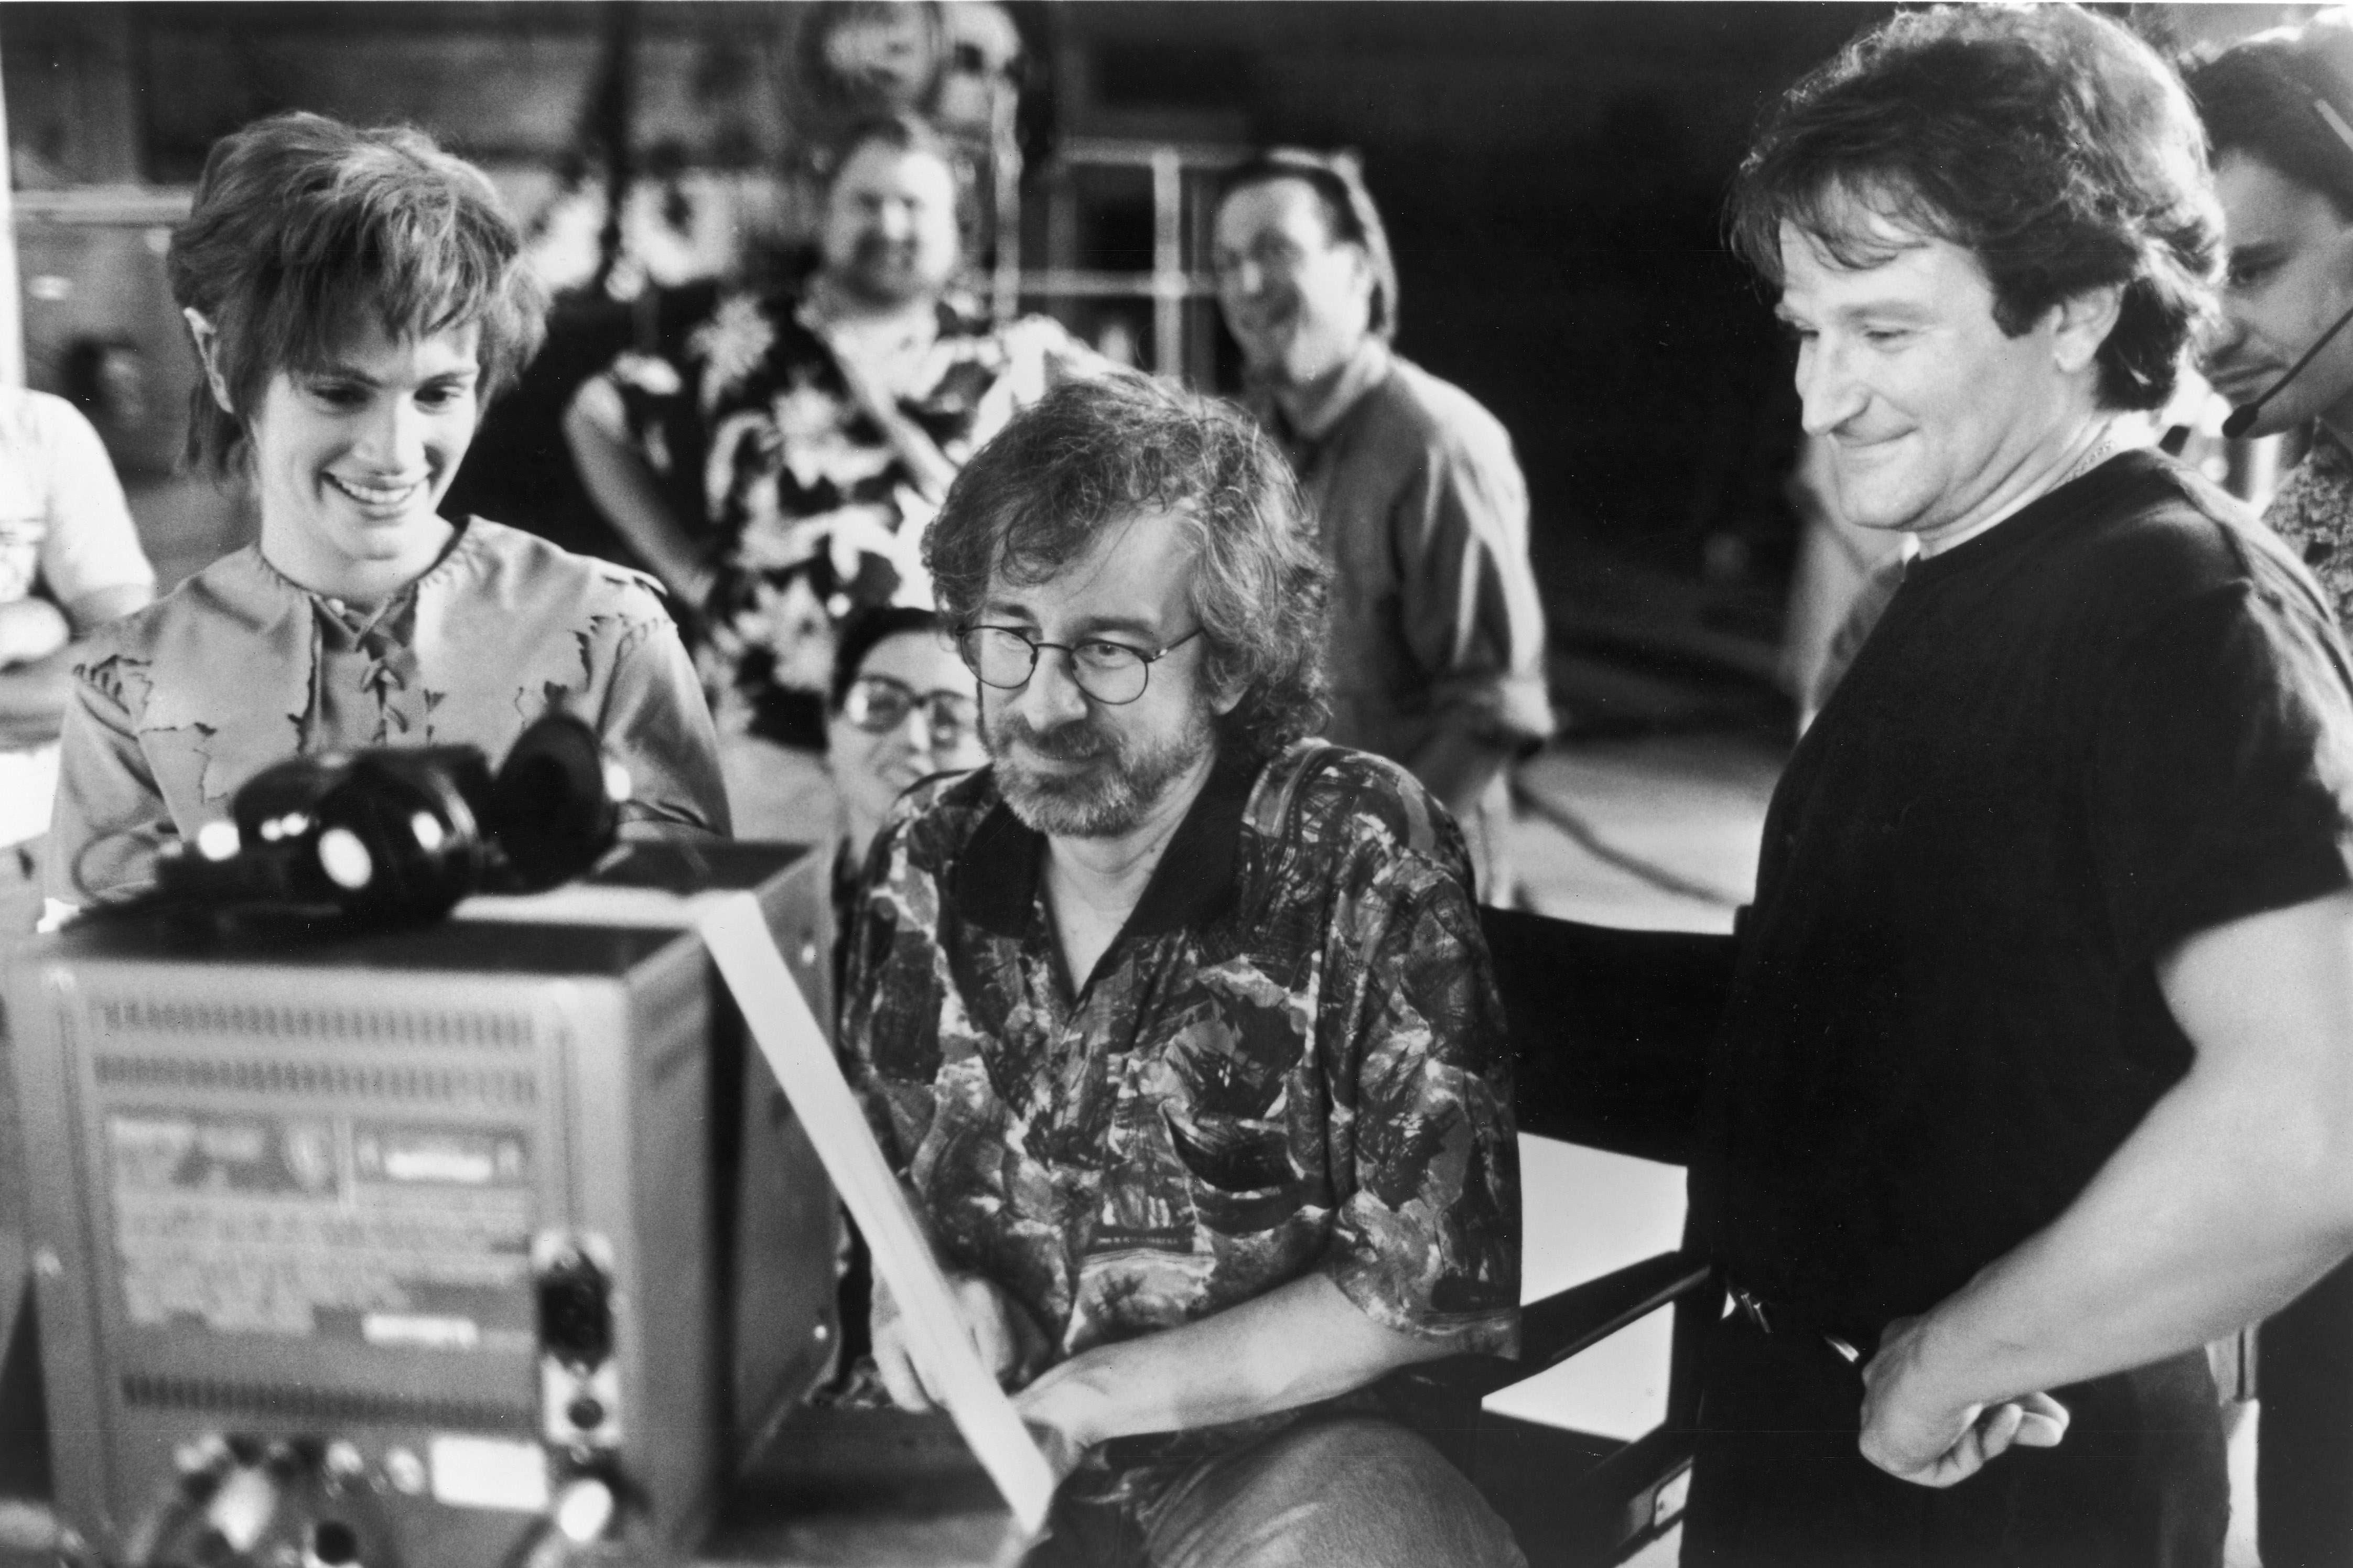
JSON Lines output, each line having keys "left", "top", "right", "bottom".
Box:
{"left": 0, "top": 3, "right": 2295, "bottom": 718}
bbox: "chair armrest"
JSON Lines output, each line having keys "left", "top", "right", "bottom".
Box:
{"left": 1388, "top": 1251, "right": 1714, "bottom": 1404}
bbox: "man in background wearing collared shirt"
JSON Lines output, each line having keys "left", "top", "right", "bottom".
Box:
{"left": 1212, "top": 151, "right": 1552, "bottom": 902}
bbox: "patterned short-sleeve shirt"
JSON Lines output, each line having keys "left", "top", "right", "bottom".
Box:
{"left": 2265, "top": 424, "right": 2353, "bottom": 625}
{"left": 838, "top": 743, "right": 1520, "bottom": 1458}
{"left": 603, "top": 288, "right": 1092, "bottom": 740}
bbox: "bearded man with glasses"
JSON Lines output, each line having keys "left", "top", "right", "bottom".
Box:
{"left": 836, "top": 374, "right": 1526, "bottom": 1568}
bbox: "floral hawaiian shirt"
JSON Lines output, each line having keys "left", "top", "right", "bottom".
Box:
{"left": 601, "top": 288, "right": 1092, "bottom": 744}
{"left": 838, "top": 742, "right": 1521, "bottom": 1464}
{"left": 2266, "top": 424, "right": 2353, "bottom": 624}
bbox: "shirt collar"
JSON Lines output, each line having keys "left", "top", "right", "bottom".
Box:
{"left": 948, "top": 748, "right": 1261, "bottom": 941}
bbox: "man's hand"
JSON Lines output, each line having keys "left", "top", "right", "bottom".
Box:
{"left": 1859, "top": 1313, "right": 2070, "bottom": 1487}
{"left": 1010, "top": 1350, "right": 1120, "bottom": 1484}
{"left": 869, "top": 1269, "right": 1049, "bottom": 1413}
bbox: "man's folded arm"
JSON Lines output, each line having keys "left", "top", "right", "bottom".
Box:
{"left": 1861, "top": 888, "right": 2353, "bottom": 1476}
{"left": 562, "top": 375, "right": 716, "bottom": 608}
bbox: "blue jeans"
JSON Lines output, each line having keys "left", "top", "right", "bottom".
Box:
{"left": 1023, "top": 1415, "right": 1527, "bottom": 1568}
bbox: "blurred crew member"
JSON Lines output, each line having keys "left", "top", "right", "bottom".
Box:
{"left": 49, "top": 112, "right": 726, "bottom": 918}
{"left": 1697, "top": 8, "right": 2353, "bottom": 1564}
{"left": 0, "top": 388, "right": 155, "bottom": 931}
{"left": 2187, "top": 21, "right": 2353, "bottom": 1567}
{"left": 758, "top": 602, "right": 987, "bottom": 1040}
{"left": 2194, "top": 16, "right": 2353, "bottom": 611}
{"left": 841, "top": 376, "right": 1524, "bottom": 1567}
{"left": 737, "top": 604, "right": 985, "bottom": 1414}
{"left": 1212, "top": 151, "right": 1551, "bottom": 901}
{"left": 565, "top": 113, "right": 1095, "bottom": 839}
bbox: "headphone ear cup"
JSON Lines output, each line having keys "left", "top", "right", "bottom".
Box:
{"left": 489, "top": 713, "right": 620, "bottom": 890}
{"left": 231, "top": 753, "right": 353, "bottom": 846}
{"left": 311, "top": 756, "right": 490, "bottom": 925}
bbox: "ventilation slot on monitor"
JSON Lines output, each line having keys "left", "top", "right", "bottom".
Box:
{"left": 121, "top": 1373, "right": 530, "bottom": 1430}
{"left": 89, "top": 998, "right": 537, "bottom": 1051}
{"left": 93, "top": 1054, "right": 538, "bottom": 1109}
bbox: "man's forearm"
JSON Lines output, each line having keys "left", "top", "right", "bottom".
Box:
{"left": 562, "top": 381, "right": 715, "bottom": 604}
{"left": 1900, "top": 1064, "right": 2352, "bottom": 1411}
{"left": 1406, "top": 720, "right": 1512, "bottom": 823}
{"left": 1012, "top": 1272, "right": 1454, "bottom": 1448}
{"left": 1868, "top": 894, "right": 2353, "bottom": 1468}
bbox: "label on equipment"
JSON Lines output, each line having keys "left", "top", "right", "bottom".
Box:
{"left": 107, "top": 1109, "right": 535, "bottom": 1345}
{"left": 427, "top": 1434, "right": 551, "bottom": 1512}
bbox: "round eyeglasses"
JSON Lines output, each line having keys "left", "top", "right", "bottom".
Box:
{"left": 955, "top": 625, "right": 1203, "bottom": 706}
{"left": 838, "top": 675, "right": 978, "bottom": 747}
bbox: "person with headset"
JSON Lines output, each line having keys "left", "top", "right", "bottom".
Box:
{"left": 45, "top": 112, "right": 729, "bottom": 921}
{"left": 2193, "top": 14, "right": 2353, "bottom": 614}
{"left": 2186, "top": 23, "right": 2353, "bottom": 1568}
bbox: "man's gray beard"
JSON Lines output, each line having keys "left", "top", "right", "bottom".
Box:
{"left": 985, "top": 702, "right": 1216, "bottom": 840}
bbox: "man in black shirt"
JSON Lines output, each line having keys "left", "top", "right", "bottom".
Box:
{"left": 1692, "top": 7, "right": 2353, "bottom": 1565}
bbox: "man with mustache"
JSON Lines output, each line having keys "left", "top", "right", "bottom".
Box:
{"left": 565, "top": 113, "right": 1093, "bottom": 836}
{"left": 1692, "top": 7, "right": 2353, "bottom": 1565}
{"left": 1211, "top": 151, "right": 1551, "bottom": 902}
{"left": 837, "top": 374, "right": 1525, "bottom": 1567}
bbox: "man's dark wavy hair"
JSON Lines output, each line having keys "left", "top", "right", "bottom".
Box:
{"left": 925, "top": 374, "right": 1331, "bottom": 767}
{"left": 1727, "top": 4, "right": 2221, "bottom": 412}
{"left": 2184, "top": 13, "right": 2353, "bottom": 222}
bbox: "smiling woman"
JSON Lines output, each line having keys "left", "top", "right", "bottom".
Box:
{"left": 42, "top": 113, "right": 732, "bottom": 915}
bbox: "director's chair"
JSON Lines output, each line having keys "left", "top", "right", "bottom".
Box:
{"left": 1388, "top": 907, "right": 1736, "bottom": 1567}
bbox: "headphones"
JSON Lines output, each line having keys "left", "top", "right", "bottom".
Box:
{"left": 134, "top": 712, "right": 627, "bottom": 927}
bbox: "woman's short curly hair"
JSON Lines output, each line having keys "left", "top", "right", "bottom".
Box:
{"left": 167, "top": 111, "right": 548, "bottom": 477}
{"left": 1728, "top": 4, "right": 2221, "bottom": 412}
{"left": 924, "top": 374, "right": 1331, "bottom": 767}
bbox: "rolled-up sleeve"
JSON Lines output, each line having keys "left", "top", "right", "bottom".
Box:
{"left": 599, "top": 609, "right": 731, "bottom": 839}
{"left": 1395, "top": 423, "right": 1554, "bottom": 756}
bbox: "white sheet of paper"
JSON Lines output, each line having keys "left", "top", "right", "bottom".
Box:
{"left": 695, "top": 891, "right": 1059, "bottom": 1536}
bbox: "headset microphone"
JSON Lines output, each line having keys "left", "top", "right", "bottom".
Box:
{"left": 2222, "top": 298, "right": 2353, "bottom": 438}
{"left": 2223, "top": 93, "right": 2353, "bottom": 440}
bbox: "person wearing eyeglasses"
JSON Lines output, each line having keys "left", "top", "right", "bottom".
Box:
{"left": 836, "top": 374, "right": 1524, "bottom": 1567}
{"left": 826, "top": 607, "right": 987, "bottom": 870}
{"left": 564, "top": 112, "right": 1100, "bottom": 844}
{"left": 1212, "top": 149, "right": 1552, "bottom": 904}
{"left": 760, "top": 603, "right": 986, "bottom": 1040}
{"left": 736, "top": 603, "right": 983, "bottom": 1420}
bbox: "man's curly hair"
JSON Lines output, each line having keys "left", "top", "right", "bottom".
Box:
{"left": 924, "top": 374, "right": 1331, "bottom": 767}
{"left": 1728, "top": 4, "right": 2221, "bottom": 412}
